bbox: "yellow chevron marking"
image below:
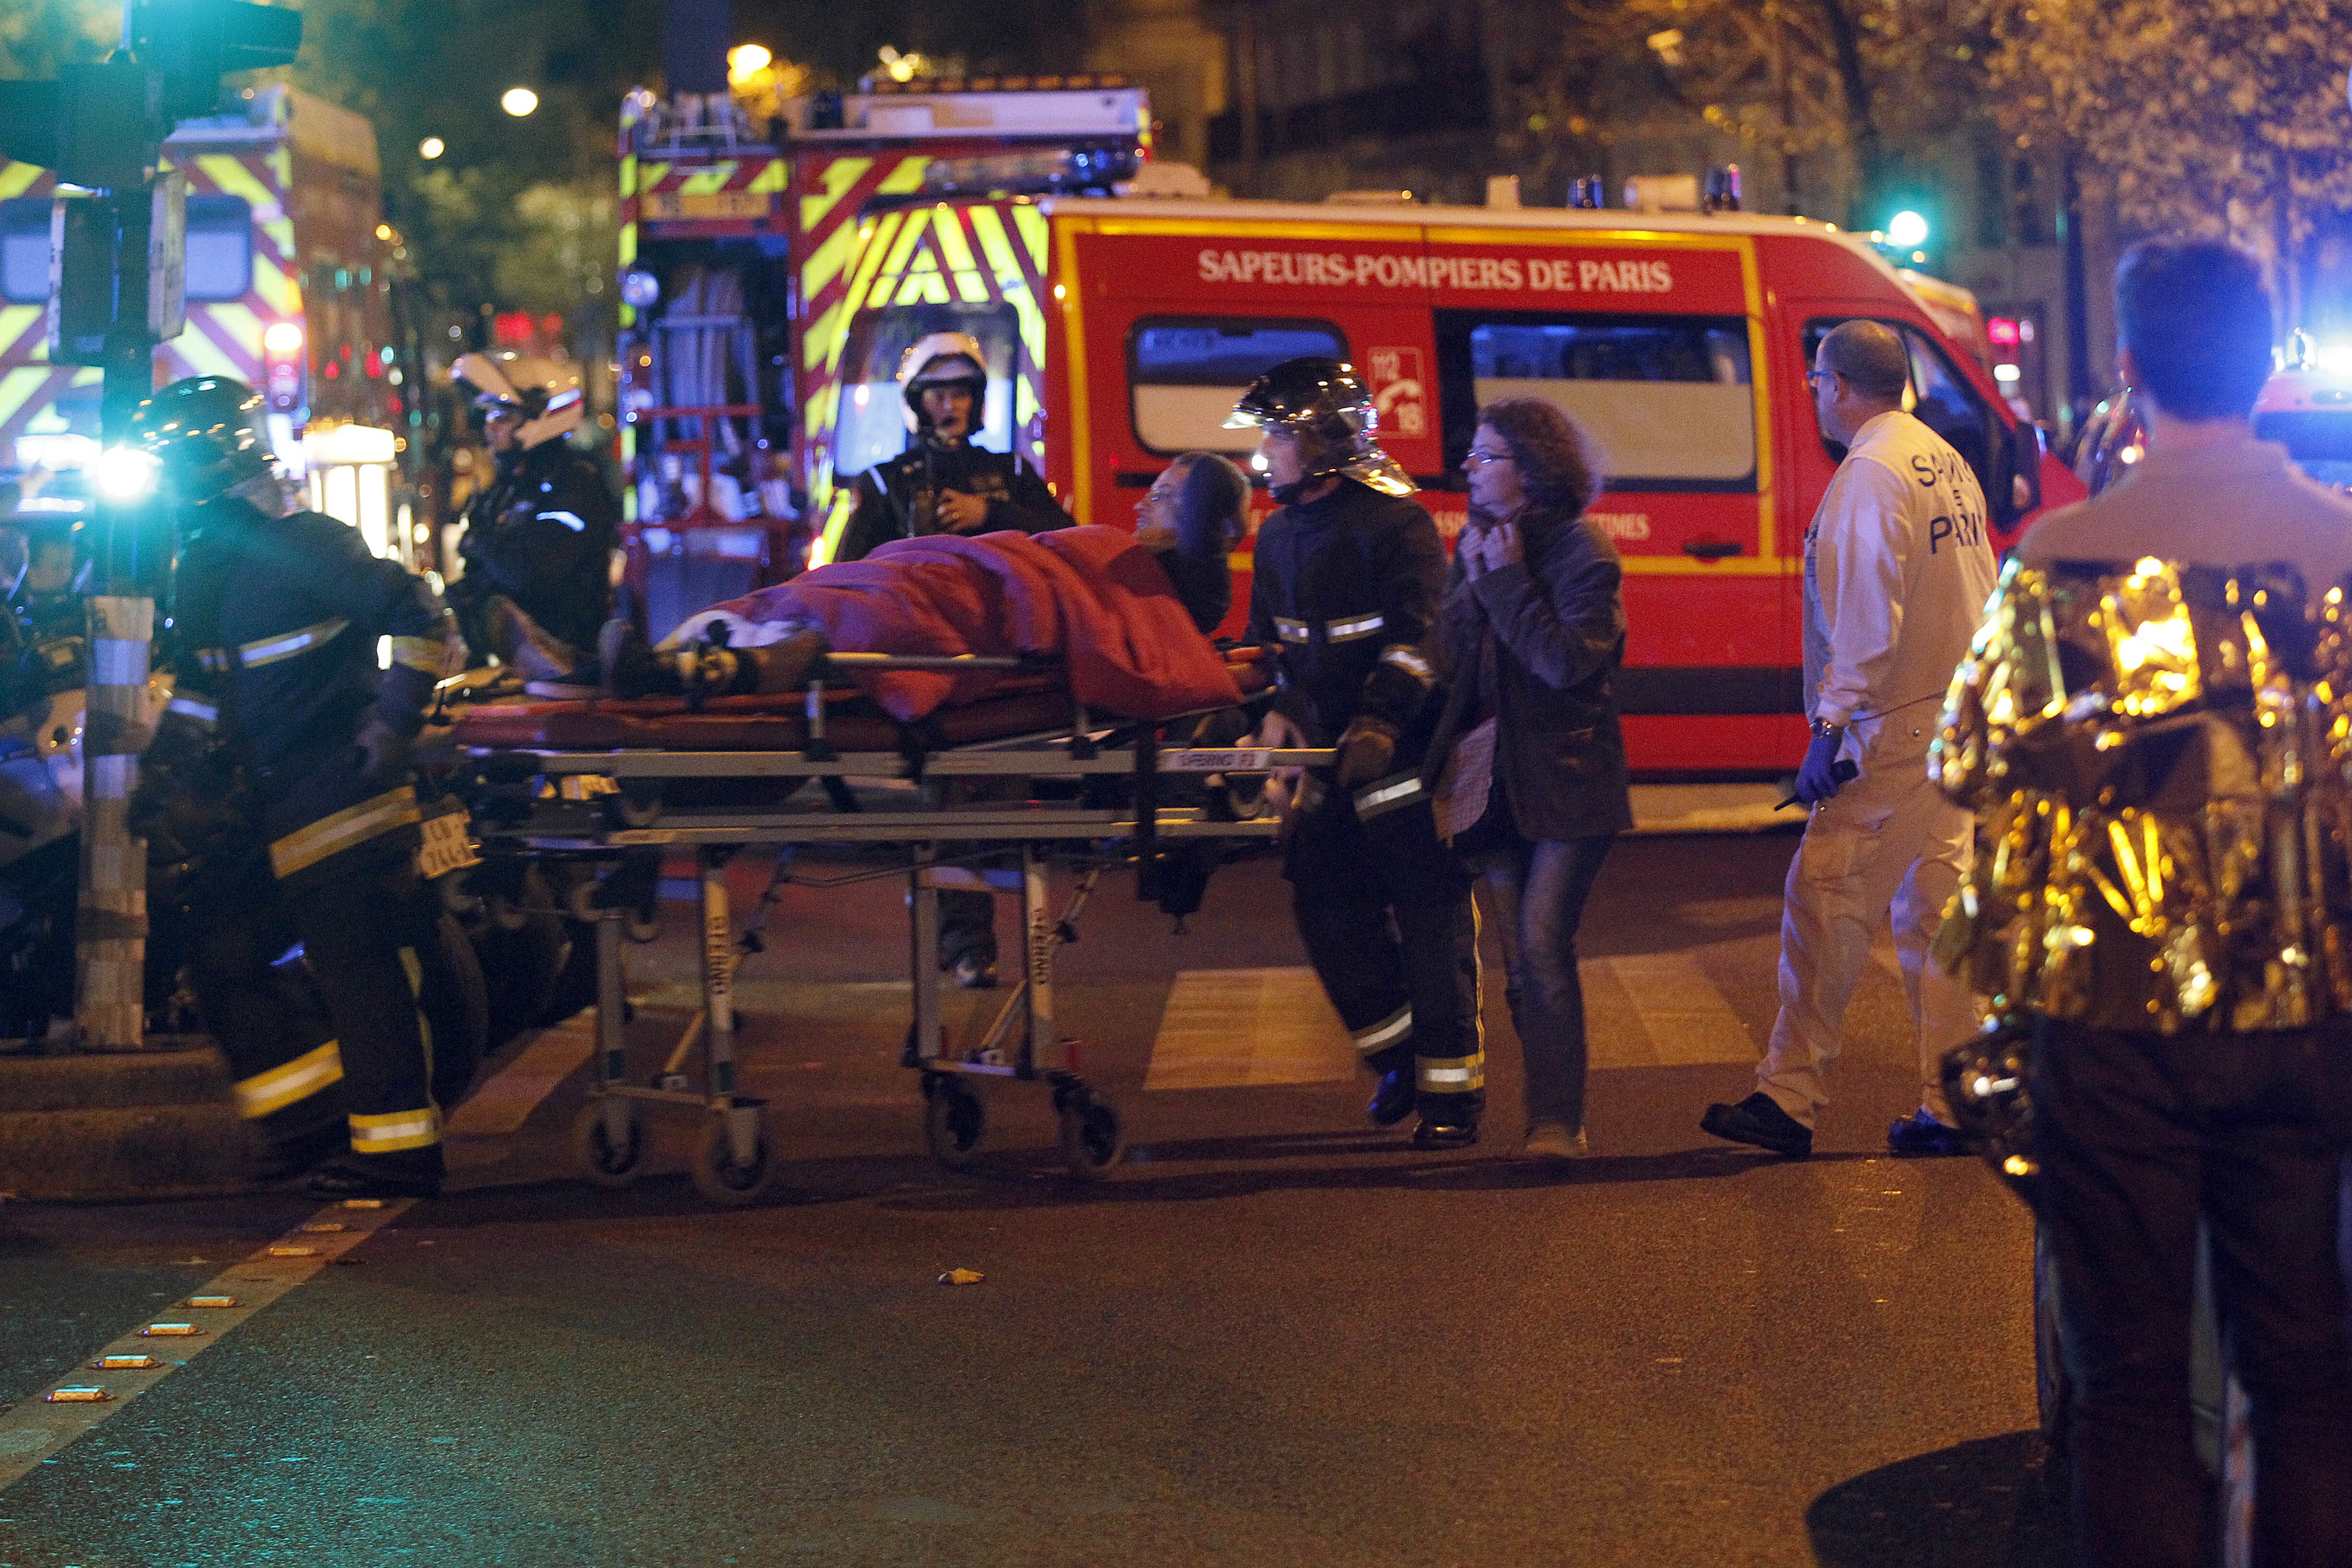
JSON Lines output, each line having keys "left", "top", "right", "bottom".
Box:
{"left": 799, "top": 156, "right": 871, "bottom": 232}
{"left": 0, "top": 303, "right": 46, "bottom": 360}
{"left": 0, "top": 165, "right": 44, "bottom": 201}
{"left": 875, "top": 215, "right": 928, "bottom": 285}
{"left": 637, "top": 161, "right": 671, "bottom": 193}
{"left": 953, "top": 270, "right": 989, "bottom": 304}
{"left": 800, "top": 296, "right": 842, "bottom": 372}
{"left": 194, "top": 154, "right": 274, "bottom": 211}
{"left": 799, "top": 217, "right": 862, "bottom": 308}
{"left": 830, "top": 215, "right": 899, "bottom": 376}
{"left": 932, "top": 208, "right": 979, "bottom": 272}
{"left": 1013, "top": 205, "right": 1049, "bottom": 269}
{"left": 746, "top": 160, "right": 787, "bottom": 194}
{"left": 968, "top": 206, "right": 1021, "bottom": 278}
{"left": 164, "top": 318, "right": 248, "bottom": 380}
{"left": 253, "top": 256, "right": 299, "bottom": 317}
{"left": 68, "top": 367, "right": 99, "bottom": 385}
{"left": 619, "top": 222, "right": 637, "bottom": 268}
{"left": 618, "top": 155, "right": 637, "bottom": 200}
{"left": 261, "top": 218, "right": 295, "bottom": 261}
{"left": 203, "top": 301, "right": 264, "bottom": 361}
{"left": 0, "top": 368, "right": 62, "bottom": 433}
{"left": 876, "top": 157, "right": 931, "bottom": 195}
{"left": 269, "top": 148, "right": 290, "bottom": 187}
{"left": 679, "top": 162, "right": 736, "bottom": 195}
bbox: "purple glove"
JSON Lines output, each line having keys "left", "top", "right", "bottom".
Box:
{"left": 1793, "top": 730, "right": 1850, "bottom": 804}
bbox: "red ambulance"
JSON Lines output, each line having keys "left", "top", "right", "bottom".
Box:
{"left": 807, "top": 188, "right": 2082, "bottom": 775}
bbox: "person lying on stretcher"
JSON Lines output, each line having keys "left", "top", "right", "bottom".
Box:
{"left": 598, "top": 452, "right": 1251, "bottom": 723}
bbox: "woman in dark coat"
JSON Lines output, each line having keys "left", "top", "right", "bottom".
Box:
{"left": 1428, "top": 398, "right": 1632, "bottom": 1159}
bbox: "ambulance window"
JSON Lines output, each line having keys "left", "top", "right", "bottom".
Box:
{"left": 833, "top": 303, "right": 1021, "bottom": 479}
{"left": 184, "top": 196, "right": 253, "bottom": 302}
{"left": 1126, "top": 317, "right": 1345, "bottom": 456}
{"left": 1802, "top": 319, "right": 1993, "bottom": 486}
{"left": 1435, "top": 312, "right": 1755, "bottom": 491}
{"left": 0, "top": 200, "right": 49, "bottom": 303}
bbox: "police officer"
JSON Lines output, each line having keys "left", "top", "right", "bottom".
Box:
{"left": 134, "top": 376, "right": 457, "bottom": 1199}
{"left": 837, "top": 333, "right": 1075, "bottom": 987}
{"left": 833, "top": 333, "right": 1073, "bottom": 564}
{"left": 1228, "top": 357, "right": 1483, "bottom": 1148}
{"left": 447, "top": 351, "right": 618, "bottom": 687}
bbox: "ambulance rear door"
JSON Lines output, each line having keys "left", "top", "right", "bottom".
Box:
{"left": 1423, "top": 224, "right": 1785, "bottom": 775}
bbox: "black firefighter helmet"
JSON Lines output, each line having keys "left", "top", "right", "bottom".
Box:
{"left": 128, "top": 376, "right": 276, "bottom": 505}
{"left": 1223, "top": 355, "right": 1413, "bottom": 499}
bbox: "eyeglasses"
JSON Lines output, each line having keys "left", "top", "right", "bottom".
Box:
{"left": 1463, "top": 448, "right": 1514, "bottom": 469}
{"left": 1805, "top": 369, "right": 1840, "bottom": 390}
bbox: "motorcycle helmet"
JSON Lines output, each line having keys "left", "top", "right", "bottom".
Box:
{"left": 1223, "top": 356, "right": 1413, "bottom": 500}
{"left": 452, "top": 351, "right": 584, "bottom": 450}
{"left": 897, "top": 332, "right": 989, "bottom": 435}
{"left": 128, "top": 376, "right": 277, "bottom": 505}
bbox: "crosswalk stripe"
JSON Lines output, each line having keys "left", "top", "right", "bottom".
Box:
{"left": 1591, "top": 953, "right": 1757, "bottom": 1068}
{"left": 1145, "top": 968, "right": 1355, "bottom": 1091}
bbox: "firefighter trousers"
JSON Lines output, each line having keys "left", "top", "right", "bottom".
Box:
{"left": 1286, "top": 781, "right": 1482, "bottom": 1123}
{"left": 186, "top": 845, "right": 347, "bottom": 1159}
{"left": 261, "top": 759, "right": 445, "bottom": 1177}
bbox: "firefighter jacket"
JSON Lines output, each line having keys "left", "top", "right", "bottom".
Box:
{"left": 454, "top": 439, "right": 620, "bottom": 654}
{"left": 1934, "top": 555, "right": 2352, "bottom": 1035}
{"left": 835, "top": 440, "right": 1073, "bottom": 564}
{"left": 172, "top": 502, "right": 446, "bottom": 772}
{"left": 1246, "top": 477, "right": 1446, "bottom": 747}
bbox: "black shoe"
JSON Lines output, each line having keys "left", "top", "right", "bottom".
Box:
{"left": 305, "top": 1156, "right": 442, "bottom": 1201}
{"left": 1366, "top": 1066, "right": 1417, "bottom": 1127}
{"left": 1700, "top": 1092, "right": 1813, "bottom": 1157}
{"left": 1887, "top": 1107, "right": 1971, "bottom": 1156}
{"left": 251, "top": 1122, "right": 347, "bottom": 1183}
{"left": 1410, "top": 1116, "right": 1479, "bottom": 1151}
{"left": 597, "top": 617, "right": 677, "bottom": 699}
{"left": 951, "top": 953, "right": 999, "bottom": 990}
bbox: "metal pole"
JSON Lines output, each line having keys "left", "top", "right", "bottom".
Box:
{"left": 73, "top": 181, "right": 157, "bottom": 1052}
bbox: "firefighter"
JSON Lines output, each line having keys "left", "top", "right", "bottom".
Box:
{"left": 1228, "top": 357, "right": 1483, "bottom": 1148}
{"left": 837, "top": 332, "right": 1077, "bottom": 987}
{"left": 447, "top": 351, "right": 618, "bottom": 687}
{"left": 134, "top": 375, "right": 457, "bottom": 1199}
{"left": 833, "top": 332, "right": 1074, "bottom": 563}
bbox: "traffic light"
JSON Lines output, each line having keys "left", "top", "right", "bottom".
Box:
{"left": 130, "top": 0, "right": 304, "bottom": 121}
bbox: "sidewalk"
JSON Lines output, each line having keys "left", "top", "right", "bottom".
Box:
{"left": 0, "top": 1040, "right": 251, "bottom": 1201}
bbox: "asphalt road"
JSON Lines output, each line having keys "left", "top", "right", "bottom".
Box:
{"left": 0, "top": 830, "right": 2067, "bottom": 1568}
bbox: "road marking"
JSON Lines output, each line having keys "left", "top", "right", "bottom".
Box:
{"left": 1591, "top": 953, "right": 1757, "bottom": 1068}
{"left": 0, "top": 1199, "right": 411, "bottom": 1493}
{"left": 0, "top": 1022, "right": 602, "bottom": 1490}
{"left": 1145, "top": 968, "right": 1355, "bottom": 1090}
{"left": 445, "top": 1010, "right": 599, "bottom": 1138}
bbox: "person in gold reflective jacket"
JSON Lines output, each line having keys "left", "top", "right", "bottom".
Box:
{"left": 1935, "top": 240, "right": 2352, "bottom": 1568}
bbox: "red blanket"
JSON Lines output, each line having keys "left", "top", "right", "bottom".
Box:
{"left": 674, "top": 526, "right": 1241, "bottom": 723}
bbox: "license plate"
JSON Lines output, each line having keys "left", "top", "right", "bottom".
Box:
{"left": 417, "top": 809, "right": 480, "bottom": 880}
{"left": 642, "top": 189, "right": 773, "bottom": 220}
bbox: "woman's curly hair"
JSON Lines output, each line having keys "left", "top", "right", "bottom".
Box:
{"left": 1477, "top": 397, "right": 1604, "bottom": 516}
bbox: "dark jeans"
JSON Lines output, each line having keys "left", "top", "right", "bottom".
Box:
{"left": 2035, "top": 1018, "right": 2352, "bottom": 1568}
{"left": 1471, "top": 835, "right": 1613, "bottom": 1132}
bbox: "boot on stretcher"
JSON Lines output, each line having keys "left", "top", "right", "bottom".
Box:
{"left": 597, "top": 616, "right": 827, "bottom": 701}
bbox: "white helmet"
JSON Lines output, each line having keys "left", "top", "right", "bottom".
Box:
{"left": 897, "top": 332, "right": 988, "bottom": 433}
{"left": 452, "top": 351, "right": 584, "bottom": 450}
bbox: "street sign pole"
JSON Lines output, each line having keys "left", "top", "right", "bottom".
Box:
{"left": 75, "top": 181, "right": 160, "bottom": 1053}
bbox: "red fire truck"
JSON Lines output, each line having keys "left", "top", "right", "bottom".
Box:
{"left": 613, "top": 74, "right": 1150, "bottom": 633}
{"left": 801, "top": 181, "right": 2082, "bottom": 775}
{"left": 0, "top": 86, "right": 420, "bottom": 564}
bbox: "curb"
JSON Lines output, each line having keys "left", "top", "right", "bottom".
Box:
{"left": 0, "top": 1042, "right": 255, "bottom": 1202}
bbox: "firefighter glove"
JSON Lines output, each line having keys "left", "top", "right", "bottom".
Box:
{"left": 354, "top": 714, "right": 415, "bottom": 787}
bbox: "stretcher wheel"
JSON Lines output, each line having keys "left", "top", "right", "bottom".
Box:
{"left": 922, "top": 1075, "right": 987, "bottom": 1169}
{"left": 1056, "top": 1095, "right": 1124, "bottom": 1181}
{"left": 690, "top": 1106, "right": 778, "bottom": 1206}
{"left": 625, "top": 910, "right": 661, "bottom": 944}
{"left": 571, "top": 1099, "right": 645, "bottom": 1188}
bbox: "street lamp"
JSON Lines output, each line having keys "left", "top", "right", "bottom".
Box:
{"left": 418, "top": 135, "right": 445, "bottom": 160}
{"left": 1886, "top": 210, "right": 1930, "bottom": 249}
{"left": 501, "top": 86, "right": 538, "bottom": 118}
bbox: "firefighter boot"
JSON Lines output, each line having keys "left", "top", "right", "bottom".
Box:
{"left": 307, "top": 1144, "right": 444, "bottom": 1201}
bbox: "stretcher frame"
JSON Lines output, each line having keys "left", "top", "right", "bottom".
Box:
{"left": 454, "top": 651, "right": 1329, "bottom": 1201}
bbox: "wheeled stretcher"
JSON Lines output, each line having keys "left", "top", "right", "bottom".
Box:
{"left": 443, "top": 649, "right": 1330, "bottom": 1202}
